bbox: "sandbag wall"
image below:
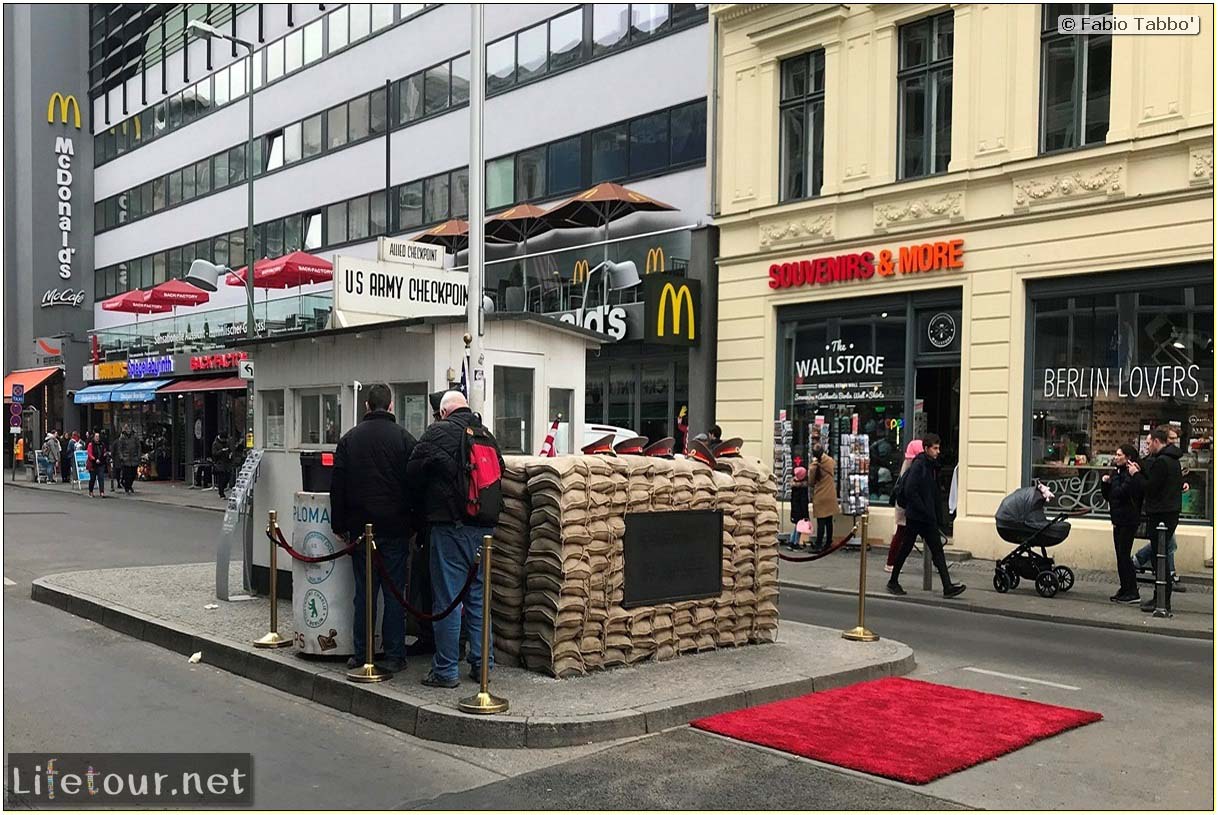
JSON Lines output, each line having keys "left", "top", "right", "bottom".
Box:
{"left": 488, "top": 454, "right": 779, "bottom": 678}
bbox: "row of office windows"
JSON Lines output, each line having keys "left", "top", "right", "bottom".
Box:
{"left": 94, "top": 3, "right": 707, "bottom": 168}
{"left": 94, "top": 4, "right": 433, "bottom": 165}
{"left": 94, "top": 98, "right": 706, "bottom": 300}
{"left": 778, "top": 4, "right": 1112, "bottom": 202}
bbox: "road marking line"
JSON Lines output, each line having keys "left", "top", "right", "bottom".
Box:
{"left": 962, "top": 666, "right": 1080, "bottom": 691}
{"left": 4, "top": 577, "right": 16, "bottom": 586}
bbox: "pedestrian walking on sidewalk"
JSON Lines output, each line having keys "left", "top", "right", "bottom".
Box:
{"left": 113, "top": 427, "right": 140, "bottom": 494}
{"left": 887, "top": 433, "right": 965, "bottom": 598}
{"left": 330, "top": 383, "right": 417, "bottom": 673}
{"left": 59, "top": 429, "right": 73, "bottom": 483}
{"left": 211, "top": 433, "right": 231, "bottom": 498}
{"left": 407, "top": 391, "right": 503, "bottom": 689}
{"left": 787, "top": 466, "right": 810, "bottom": 550}
{"left": 41, "top": 431, "right": 61, "bottom": 483}
{"left": 86, "top": 432, "right": 108, "bottom": 497}
{"left": 809, "top": 443, "right": 837, "bottom": 552}
{"left": 885, "top": 440, "right": 922, "bottom": 573}
{"left": 1137, "top": 427, "right": 1183, "bottom": 613}
{"left": 1101, "top": 444, "right": 1145, "bottom": 604}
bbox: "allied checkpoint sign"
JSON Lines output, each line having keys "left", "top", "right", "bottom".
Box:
{"left": 332, "top": 254, "right": 465, "bottom": 327}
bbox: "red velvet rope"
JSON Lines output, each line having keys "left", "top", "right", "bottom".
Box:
{"left": 370, "top": 542, "right": 480, "bottom": 623}
{"left": 270, "top": 526, "right": 360, "bottom": 563}
{"left": 777, "top": 525, "right": 857, "bottom": 562}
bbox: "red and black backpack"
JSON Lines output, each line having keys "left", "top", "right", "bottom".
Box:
{"left": 460, "top": 418, "right": 503, "bottom": 526}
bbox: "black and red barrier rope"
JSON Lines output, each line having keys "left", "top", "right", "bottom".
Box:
{"left": 269, "top": 525, "right": 359, "bottom": 562}
{"left": 776, "top": 524, "right": 857, "bottom": 563}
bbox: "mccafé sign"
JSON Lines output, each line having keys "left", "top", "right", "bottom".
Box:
{"left": 768, "top": 238, "right": 964, "bottom": 290}
{"left": 190, "top": 352, "right": 248, "bottom": 371}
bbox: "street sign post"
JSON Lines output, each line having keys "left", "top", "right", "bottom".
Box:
{"left": 9, "top": 385, "right": 23, "bottom": 481}
{"left": 237, "top": 360, "right": 255, "bottom": 380}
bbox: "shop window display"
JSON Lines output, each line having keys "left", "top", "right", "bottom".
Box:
{"left": 1029, "top": 281, "right": 1213, "bottom": 521}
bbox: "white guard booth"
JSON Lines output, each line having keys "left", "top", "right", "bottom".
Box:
{"left": 239, "top": 249, "right": 602, "bottom": 643}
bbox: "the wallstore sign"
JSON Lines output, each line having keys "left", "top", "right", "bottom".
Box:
{"left": 768, "top": 238, "right": 965, "bottom": 290}
{"left": 190, "top": 352, "right": 249, "bottom": 371}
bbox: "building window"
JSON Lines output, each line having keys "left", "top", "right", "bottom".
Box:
{"left": 779, "top": 50, "right": 825, "bottom": 201}
{"left": 629, "top": 110, "right": 668, "bottom": 176}
{"left": 1040, "top": 4, "right": 1112, "bottom": 153}
{"left": 487, "top": 36, "right": 515, "bottom": 93}
{"left": 298, "top": 389, "right": 341, "bottom": 446}
{"left": 897, "top": 11, "right": 953, "bottom": 180}
{"left": 327, "top": 104, "right": 348, "bottom": 149}
{"left": 398, "top": 181, "right": 423, "bottom": 230}
{"left": 516, "top": 147, "right": 546, "bottom": 201}
{"left": 1028, "top": 273, "right": 1213, "bottom": 521}
{"left": 450, "top": 169, "right": 469, "bottom": 219}
{"left": 349, "top": 95, "right": 371, "bottom": 141}
{"left": 262, "top": 390, "right": 285, "bottom": 448}
{"left": 593, "top": 4, "right": 629, "bottom": 56}
{"left": 549, "top": 8, "right": 583, "bottom": 70}
{"left": 394, "top": 382, "right": 429, "bottom": 440}
{"left": 547, "top": 136, "right": 582, "bottom": 195}
{"left": 329, "top": 5, "right": 349, "bottom": 51}
{"left": 264, "top": 130, "right": 285, "bottom": 172}
{"left": 630, "top": 4, "right": 670, "bottom": 42}
{"left": 327, "top": 201, "right": 348, "bottom": 244}
{"left": 400, "top": 73, "right": 424, "bottom": 124}
{"left": 303, "top": 211, "right": 323, "bottom": 250}
{"left": 349, "top": 195, "right": 370, "bottom": 242}
{"left": 516, "top": 22, "right": 548, "bottom": 84}
{"left": 549, "top": 388, "right": 575, "bottom": 454}
{"left": 493, "top": 366, "right": 534, "bottom": 454}
{"left": 302, "top": 114, "right": 322, "bottom": 158}
{"left": 486, "top": 157, "right": 515, "bottom": 211}
{"left": 424, "top": 63, "right": 450, "bottom": 115}
{"left": 451, "top": 55, "right": 471, "bottom": 105}
{"left": 424, "top": 173, "right": 450, "bottom": 224}
{"left": 592, "top": 123, "right": 629, "bottom": 182}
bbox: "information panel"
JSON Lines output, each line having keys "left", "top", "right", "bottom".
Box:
{"left": 622, "top": 510, "right": 723, "bottom": 608}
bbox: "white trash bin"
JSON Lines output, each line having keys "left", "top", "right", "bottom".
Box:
{"left": 290, "top": 491, "right": 380, "bottom": 656}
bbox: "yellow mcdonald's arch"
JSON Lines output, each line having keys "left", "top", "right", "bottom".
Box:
{"left": 47, "top": 92, "right": 81, "bottom": 129}
{"left": 572, "top": 259, "right": 590, "bottom": 284}
{"left": 645, "top": 247, "right": 665, "bottom": 274}
{"left": 657, "top": 282, "right": 695, "bottom": 340}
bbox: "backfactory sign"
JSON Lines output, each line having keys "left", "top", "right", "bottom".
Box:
{"left": 643, "top": 273, "right": 700, "bottom": 347}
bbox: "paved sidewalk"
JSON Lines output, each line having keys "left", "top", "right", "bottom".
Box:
{"left": 4, "top": 477, "right": 226, "bottom": 513}
{"left": 32, "top": 562, "right": 914, "bottom": 749}
{"left": 779, "top": 541, "right": 1213, "bottom": 639}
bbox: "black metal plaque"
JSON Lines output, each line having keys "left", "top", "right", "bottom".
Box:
{"left": 622, "top": 509, "right": 723, "bottom": 608}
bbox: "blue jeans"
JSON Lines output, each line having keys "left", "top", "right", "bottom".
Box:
{"left": 351, "top": 535, "right": 408, "bottom": 662}
{"left": 1134, "top": 531, "right": 1177, "bottom": 576}
{"left": 430, "top": 524, "right": 493, "bottom": 681}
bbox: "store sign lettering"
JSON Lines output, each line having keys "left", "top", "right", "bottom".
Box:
{"left": 794, "top": 340, "right": 887, "bottom": 402}
{"left": 128, "top": 356, "right": 173, "bottom": 378}
{"left": 1042, "top": 365, "right": 1203, "bottom": 400}
{"left": 190, "top": 352, "right": 248, "bottom": 371}
{"left": 768, "top": 239, "right": 964, "bottom": 290}
{"left": 559, "top": 306, "right": 628, "bottom": 341}
{"left": 96, "top": 361, "right": 128, "bottom": 380}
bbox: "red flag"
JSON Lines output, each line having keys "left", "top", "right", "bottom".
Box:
{"left": 538, "top": 417, "right": 560, "bottom": 457}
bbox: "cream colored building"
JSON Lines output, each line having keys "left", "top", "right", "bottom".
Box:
{"left": 711, "top": 3, "right": 1214, "bottom": 571}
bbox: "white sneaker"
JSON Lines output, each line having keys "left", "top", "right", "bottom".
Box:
{"left": 884, "top": 564, "right": 894, "bottom": 573}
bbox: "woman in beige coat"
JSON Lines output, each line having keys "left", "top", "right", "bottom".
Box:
{"left": 809, "top": 442, "right": 838, "bottom": 552}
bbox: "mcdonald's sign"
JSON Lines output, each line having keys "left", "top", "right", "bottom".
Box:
{"left": 645, "top": 247, "right": 666, "bottom": 274}
{"left": 572, "top": 259, "right": 590, "bottom": 284}
{"left": 643, "top": 273, "right": 700, "bottom": 347}
{"left": 47, "top": 92, "right": 81, "bottom": 129}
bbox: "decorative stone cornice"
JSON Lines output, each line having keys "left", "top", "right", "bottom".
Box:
{"left": 873, "top": 193, "right": 964, "bottom": 232}
{"left": 1012, "top": 164, "right": 1125, "bottom": 211}
{"left": 1189, "top": 146, "right": 1214, "bottom": 186}
{"left": 713, "top": 3, "right": 771, "bottom": 23}
{"left": 758, "top": 214, "right": 835, "bottom": 249}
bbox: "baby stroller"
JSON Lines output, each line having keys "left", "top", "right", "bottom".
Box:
{"left": 993, "top": 484, "right": 1075, "bottom": 598}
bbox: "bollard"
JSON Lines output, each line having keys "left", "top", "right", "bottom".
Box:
{"left": 253, "top": 511, "right": 292, "bottom": 648}
{"left": 459, "top": 535, "right": 509, "bottom": 714}
{"left": 348, "top": 524, "right": 392, "bottom": 682}
{"left": 1153, "top": 522, "right": 1172, "bottom": 618}
{"left": 842, "top": 512, "right": 879, "bottom": 642}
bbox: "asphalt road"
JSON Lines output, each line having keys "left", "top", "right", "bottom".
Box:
{"left": 4, "top": 486, "right": 1213, "bottom": 810}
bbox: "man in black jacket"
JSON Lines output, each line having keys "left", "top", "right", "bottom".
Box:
{"left": 887, "top": 433, "right": 966, "bottom": 598}
{"left": 1139, "top": 427, "right": 1183, "bottom": 613}
{"left": 330, "top": 383, "right": 417, "bottom": 672}
{"left": 407, "top": 391, "right": 502, "bottom": 689}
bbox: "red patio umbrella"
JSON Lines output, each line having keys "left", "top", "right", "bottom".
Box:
{"left": 100, "top": 290, "right": 173, "bottom": 315}
{"left": 227, "top": 250, "right": 332, "bottom": 289}
{"left": 144, "top": 278, "right": 211, "bottom": 307}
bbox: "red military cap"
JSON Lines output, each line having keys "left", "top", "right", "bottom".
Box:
{"left": 643, "top": 437, "right": 676, "bottom": 458}
{"left": 581, "top": 434, "right": 618, "bottom": 456}
{"left": 687, "top": 439, "right": 717, "bottom": 468}
{"left": 713, "top": 437, "right": 743, "bottom": 458}
{"left": 614, "top": 436, "right": 649, "bottom": 455}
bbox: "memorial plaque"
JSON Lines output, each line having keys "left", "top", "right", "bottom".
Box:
{"left": 622, "top": 510, "right": 723, "bottom": 608}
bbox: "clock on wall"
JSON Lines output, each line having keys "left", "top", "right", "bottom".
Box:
{"left": 927, "top": 312, "right": 957, "bottom": 349}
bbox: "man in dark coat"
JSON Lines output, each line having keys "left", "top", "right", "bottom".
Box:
{"left": 407, "top": 391, "right": 503, "bottom": 689}
{"left": 211, "top": 433, "right": 231, "bottom": 497}
{"left": 887, "top": 432, "right": 965, "bottom": 598}
{"left": 1139, "top": 427, "right": 1183, "bottom": 612}
{"left": 330, "top": 383, "right": 417, "bottom": 672}
{"left": 113, "top": 427, "right": 140, "bottom": 494}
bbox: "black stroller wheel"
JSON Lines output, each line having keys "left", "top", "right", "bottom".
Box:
{"left": 1053, "top": 566, "right": 1074, "bottom": 592}
{"left": 1035, "top": 570, "right": 1059, "bottom": 598}
{"left": 993, "top": 569, "right": 1011, "bottom": 593}
{"left": 1004, "top": 564, "right": 1021, "bottom": 589}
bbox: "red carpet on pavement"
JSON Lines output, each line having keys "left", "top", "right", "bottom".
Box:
{"left": 691, "top": 677, "right": 1102, "bottom": 785}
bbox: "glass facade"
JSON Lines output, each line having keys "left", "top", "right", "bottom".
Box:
{"left": 1027, "top": 269, "right": 1214, "bottom": 521}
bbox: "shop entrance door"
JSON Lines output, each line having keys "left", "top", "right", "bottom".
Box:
{"left": 914, "top": 366, "right": 961, "bottom": 532}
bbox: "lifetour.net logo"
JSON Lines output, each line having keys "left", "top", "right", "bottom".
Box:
{"left": 6, "top": 753, "right": 253, "bottom": 805}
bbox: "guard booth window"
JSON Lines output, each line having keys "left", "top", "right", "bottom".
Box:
{"left": 494, "top": 367, "right": 535, "bottom": 454}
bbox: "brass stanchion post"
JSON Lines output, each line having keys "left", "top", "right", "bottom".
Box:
{"left": 459, "top": 534, "right": 508, "bottom": 714}
{"left": 842, "top": 511, "right": 879, "bottom": 642}
{"left": 254, "top": 510, "right": 292, "bottom": 648}
{"left": 349, "top": 524, "right": 391, "bottom": 682}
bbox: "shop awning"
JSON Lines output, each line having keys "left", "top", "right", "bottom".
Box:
{"left": 158, "top": 376, "right": 247, "bottom": 394}
{"left": 73, "top": 384, "right": 115, "bottom": 404}
{"left": 109, "top": 379, "right": 173, "bottom": 403}
{"left": 4, "top": 367, "right": 60, "bottom": 400}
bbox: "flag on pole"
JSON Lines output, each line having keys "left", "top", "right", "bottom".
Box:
{"left": 538, "top": 416, "right": 560, "bottom": 457}
{"left": 460, "top": 358, "right": 468, "bottom": 398}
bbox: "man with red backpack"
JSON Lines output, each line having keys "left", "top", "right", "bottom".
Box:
{"left": 407, "top": 390, "right": 504, "bottom": 689}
